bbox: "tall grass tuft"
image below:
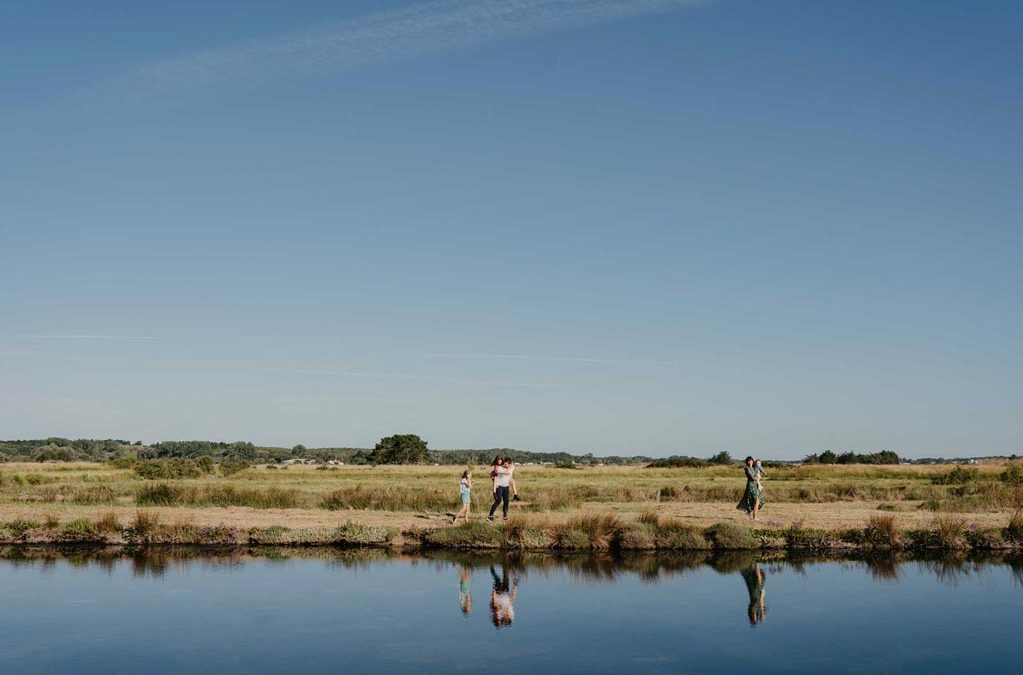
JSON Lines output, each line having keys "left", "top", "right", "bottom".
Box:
{"left": 933, "top": 514, "right": 969, "bottom": 550}
{"left": 563, "top": 513, "right": 624, "bottom": 550}
{"left": 133, "top": 510, "right": 160, "bottom": 537}
{"left": 863, "top": 514, "right": 899, "bottom": 549}
{"left": 93, "top": 512, "right": 121, "bottom": 534}
{"left": 1006, "top": 510, "right": 1023, "bottom": 543}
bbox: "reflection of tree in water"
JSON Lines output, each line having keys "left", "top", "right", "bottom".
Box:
{"left": 740, "top": 564, "right": 766, "bottom": 627}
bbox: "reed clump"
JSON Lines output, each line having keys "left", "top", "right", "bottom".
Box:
{"left": 933, "top": 515, "right": 970, "bottom": 550}
{"left": 862, "top": 514, "right": 900, "bottom": 549}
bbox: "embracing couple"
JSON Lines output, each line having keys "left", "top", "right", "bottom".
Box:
{"left": 487, "top": 456, "right": 519, "bottom": 521}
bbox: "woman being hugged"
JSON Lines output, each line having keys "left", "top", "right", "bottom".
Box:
{"left": 452, "top": 470, "right": 473, "bottom": 524}
{"left": 736, "top": 456, "right": 762, "bottom": 521}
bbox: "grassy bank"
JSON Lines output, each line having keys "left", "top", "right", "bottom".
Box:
{"left": 3, "top": 509, "right": 1021, "bottom": 553}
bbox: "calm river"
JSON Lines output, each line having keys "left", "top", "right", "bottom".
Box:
{"left": 1, "top": 548, "right": 1021, "bottom": 674}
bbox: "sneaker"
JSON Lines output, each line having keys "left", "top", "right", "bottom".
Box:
{"left": 487, "top": 515, "right": 495, "bottom": 522}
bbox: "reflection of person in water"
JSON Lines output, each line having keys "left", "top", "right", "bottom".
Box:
{"left": 458, "top": 566, "right": 472, "bottom": 616}
{"left": 490, "top": 565, "right": 519, "bottom": 628}
{"left": 741, "top": 563, "right": 767, "bottom": 626}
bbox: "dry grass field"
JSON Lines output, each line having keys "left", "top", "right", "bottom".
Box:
{"left": 2, "top": 461, "right": 1021, "bottom": 536}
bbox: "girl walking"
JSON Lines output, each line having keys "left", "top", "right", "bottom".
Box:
{"left": 452, "top": 470, "right": 473, "bottom": 524}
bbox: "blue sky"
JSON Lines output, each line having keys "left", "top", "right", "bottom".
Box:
{"left": 1, "top": 0, "right": 1020, "bottom": 457}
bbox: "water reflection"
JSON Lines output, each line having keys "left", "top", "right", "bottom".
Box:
{"left": 489, "top": 564, "right": 519, "bottom": 628}
{"left": 2, "top": 545, "right": 1021, "bottom": 594}
{"left": 741, "top": 563, "right": 767, "bottom": 626}
{"left": 459, "top": 565, "right": 473, "bottom": 616}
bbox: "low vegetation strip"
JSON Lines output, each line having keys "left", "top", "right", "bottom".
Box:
{"left": 4, "top": 511, "right": 1021, "bottom": 553}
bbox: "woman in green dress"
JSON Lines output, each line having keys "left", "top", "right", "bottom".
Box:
{"left": 736, "top": 456, "right": 763, "bottom": 520}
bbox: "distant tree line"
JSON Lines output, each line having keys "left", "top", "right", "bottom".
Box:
{"left": 4, "top": 438, "right": 995, "bottom": 468}
{"left": 802, "top": 450, "right": 900, "bottom": 465}
{"left": 646, "top": 452, "right": 736, "bottom": 469}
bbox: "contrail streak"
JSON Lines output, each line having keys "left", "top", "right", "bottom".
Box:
{"left": 107, "top": 0, "right": 707, "bottom": 94}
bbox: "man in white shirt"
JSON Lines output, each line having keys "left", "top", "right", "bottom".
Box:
{"left": 488, "top": 458, "right": 513, "bottom": 520}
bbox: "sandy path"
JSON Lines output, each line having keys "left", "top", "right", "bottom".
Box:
{"left": 1, "top": 501, "right": 1014, "bottom": 533}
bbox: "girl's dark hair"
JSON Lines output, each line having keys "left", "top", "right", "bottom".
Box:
{"left": 744, "top": 456, "right": 754, "bottom": 465}
{"left": 462, "top": 470, "right": 470, "bottom": 479}
{"left": 493, "top": 456, "right": 503, "bottom": 465}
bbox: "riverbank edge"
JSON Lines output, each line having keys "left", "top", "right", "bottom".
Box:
{"left": 3, "top": 515, "right": 1022, "bottom": 553}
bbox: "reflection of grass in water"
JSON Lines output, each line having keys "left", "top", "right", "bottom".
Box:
{"left": 2, "top": 545, "right": 1022, "bottom": 589}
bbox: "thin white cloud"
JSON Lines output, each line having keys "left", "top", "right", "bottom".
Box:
{"left": 0, "top": 334, "right": 164, "bottom": 340}
{"left": 422, "top": 351, "right": 684, "bottom": 366}
{"left": 256, "top": 366, "right": 568, "bottom": 389}
{"left": 108, "top": 0, "right": 707, "bottom": 93}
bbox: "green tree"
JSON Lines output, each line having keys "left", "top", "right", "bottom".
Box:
{"left": 368, "top": 434, "right": 430, "bottom": 465}
{"left": 819, "top": 450, "right": 838, "bottom": 464}
{"left": 709, "top": 451, "right": 733, "bottom": 465}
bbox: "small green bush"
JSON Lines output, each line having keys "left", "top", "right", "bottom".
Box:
{"left": 332, "top": 522, "right": 394, "bottom": 546}
{"left": 220, "top": 460, "right": 250, "bottom": 477}
{"left": 1000, "top": 463, "right": 1023, "bottom": 486}
{"left": 932, "top": 466, "right": 980, "bottom": 485}
{"left": 5, "top": 519, "right": 39, "bottom": 537}
{"left": 135, "top": 458, "right": 202, "bottom": 480}
{"left": 706, "top": 522, "right": 758, "bottom": 549}
{"left": 62, "top": 518, "right": 95, "bottom": 536}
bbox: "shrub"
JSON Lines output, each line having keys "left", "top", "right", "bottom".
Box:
{"left": 654, "top": 518, "right": 709, "bottom": 549}
{"left": 332, "top": 522, "right": 394, "bottom": 546}
{"left": 135, "top": 458, "right": 202, "bottom": 480}
{"left": 932, "top": 466, "right": 979, "bottom": 485}
{"left": 220, "top": 460, "right": 250, "bottom": 477}
{"left": 424, "top": 521, "right": 502, "bottom": 548}
{"left": 197, "top": 456, "right": 215, "bottom": 474}
{"left": 62, "top": 518, "right": 95, "bottom": 536}
{"left": 863, "top": 514, "right": 899, "bottom": 549}
{"left": 647, "top": 456, "right": 709, "bottom": 469}
{"left": 1000, "top": 463, "right": 1023, "bottom": 486}
{"left": 109, "top": 455, "right": 137, "bottom": 470}
{"left": 44, "top": 514, "right": 60, "bottom": 529}
{"left": 620, "top": 525, "right": 657, "bottom": 550}
{"left": 705, "top": 522, "right": 757, "bottom": 549}
{"left": 5, "top": 519, "right": 38, "bottom": 537}
{"left": 557, "top": 528, "right": 592, "bottom": 549}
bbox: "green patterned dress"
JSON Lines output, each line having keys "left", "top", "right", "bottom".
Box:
{"left": 736, "top": 466, "right": 763, "bottom": 514}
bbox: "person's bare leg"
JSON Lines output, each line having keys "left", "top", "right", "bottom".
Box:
{"left": 751, "top": 502, "right": 760, "bottom": 521}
